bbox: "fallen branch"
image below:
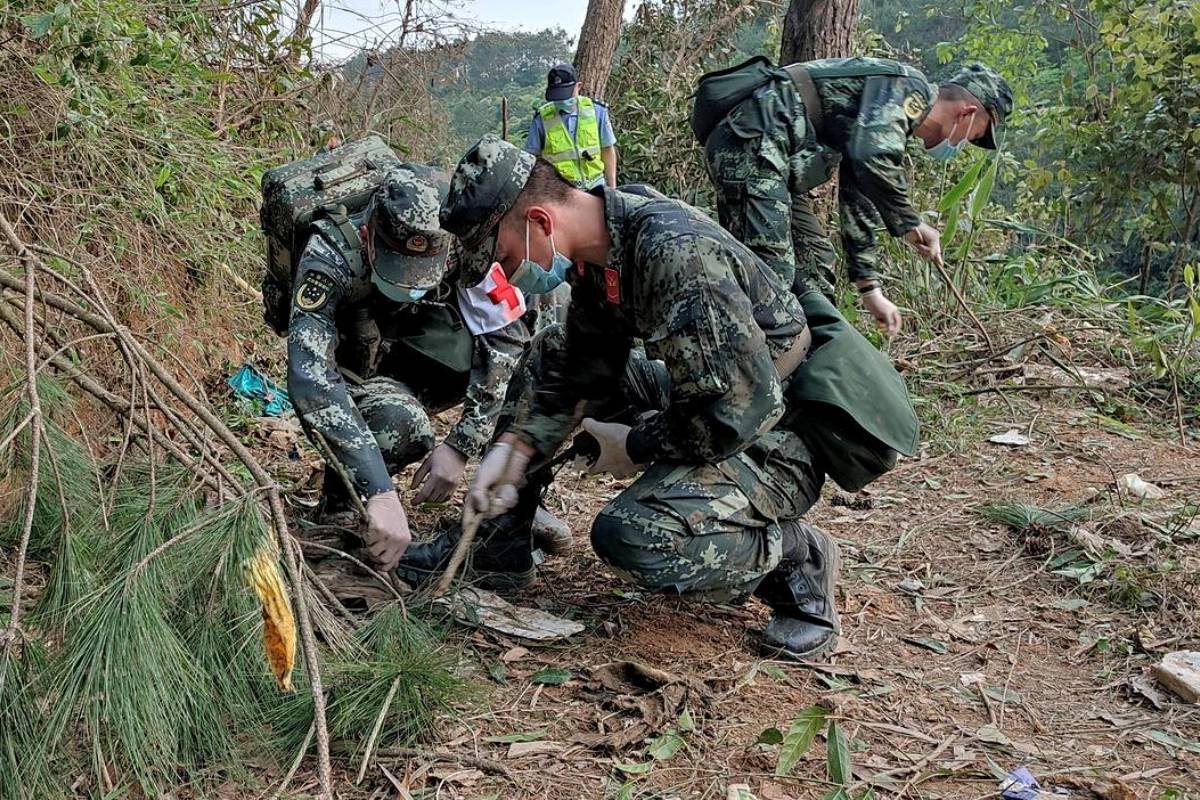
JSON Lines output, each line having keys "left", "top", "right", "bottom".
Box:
{"left": 0, "top": 213, "right": 42, "bottom": 698}
{"left": 0, "top": 220, "right": 335, "bottom": 797}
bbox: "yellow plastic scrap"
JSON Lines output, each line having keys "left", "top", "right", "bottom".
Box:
{"left": 246, "top": 543, "right": 296, "bottom": 692}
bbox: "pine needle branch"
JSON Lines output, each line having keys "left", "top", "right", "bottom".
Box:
{"left": 0, "top": 223, "right": 335, "bottom": 798}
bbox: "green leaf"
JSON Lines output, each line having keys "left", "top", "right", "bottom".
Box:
{"left": 984, "top": 686, "right": 1022, "bottom": 704}
{"left": 487, "top": 662, "right": 507, "bottom": 684}
{"left": 969, "top": 156, "right": 999, "bottom": 220}
{"left": 901, "top": 636, "right": 949, "bottom": 654}
{"left": 826, "top": 720, "right": 852, "bottom": 786}
{"left": 942, "top": 198, "right": 961, "bottom": 245}
{"left": 22, "top": 12, "right": 55, "bottom": 38}
{"left": 615, "top": 761, "right": 653, "bottom": 774}
{"left": 822, "top": 790, "right": 852, "bottom": 800}
{"left": 937, "top": 157, "right": 985, "bottom": 212}
{"left": 1145, "top": 729, "right": 1200, "bottom": 754}
{"left": 482, "top": 729, "right": 547, "bottom": 743}
{"left": 647, "top": 731, "right": 685, "bottom": 761}
{"left": 757, "top": 727, "right": 784, "bottom": 746}
{"left": 776, "top": 705, "right": 827, "bottom": 776}
{"left": 530, "top": 667, "right": 571, "bottom": 685}
{"left": 616, "top": 781, "right": 637, "bottom": 800}
{"left": 677, "top": 707, "right": 695, "bottom": 733}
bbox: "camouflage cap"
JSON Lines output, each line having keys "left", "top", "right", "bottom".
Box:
{"left": 945, "top": 63, "right": 1013, "bottom": 149}
{"left": 440, "top": 134, "right": 537, "bottom": 282}
{"left": 368, "top": 163, "right": 453, "bottom": 298}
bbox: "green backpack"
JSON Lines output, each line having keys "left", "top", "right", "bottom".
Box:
{"left": 259, "top": 135, "right": 401, "bottom": 335}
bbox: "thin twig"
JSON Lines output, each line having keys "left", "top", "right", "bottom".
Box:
{"left": 271, "top": 721, "right": 314, "bottom": 800}
{"left": 0, "top": 212, "right": 43, "bottom": 696}
{"left": 371, "top": 747, "right": 514, "bottom": 780}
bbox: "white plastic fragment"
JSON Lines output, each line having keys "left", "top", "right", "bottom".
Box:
{"left": 1152, "top": 651, "right": 1200, "bottom": 704}
{"left": 1118, "top": 473, "right": 1166, "bottom": 500}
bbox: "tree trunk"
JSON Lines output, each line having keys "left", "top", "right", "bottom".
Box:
{"left": 779, "top": 0, "right": 860, "bottom": 228}
{"left": 780, "top": 0, "right": 860, "bottom": 66}
{"left": 574, "top": 0, "right": 624, "bottom": 99}
{"left": 288, "top": 0, "right": 321, "bottom": 62}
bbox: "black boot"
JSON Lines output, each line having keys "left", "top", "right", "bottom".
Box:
{"left": 393, "top": 470, "right": 544, "bottom": 591}
{"left": 753, "top": 522, "right": 841, "bottom": 661}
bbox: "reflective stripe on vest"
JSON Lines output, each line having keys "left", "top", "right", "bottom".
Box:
{"left": 539, "top": 97, "right": 604, "bottom": 189}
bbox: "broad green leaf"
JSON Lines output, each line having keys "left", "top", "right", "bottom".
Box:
{"left": 483, "top": 729, "right": 547, "bottom": 743}
{"left": 530, "top": 667, "right": 571, "bottom": 685}
{"left": 23, "top": 12, "right": 55, "bottom": 38}
{"left": 822, "top": 789, "right": 852, "bottom": 800}
{"left": 937, "top": 157, "right": 985, "bottom": 213}
{"left": 757, "top": 727, "right": 784, "bottom": 746}
{"left": 969, "top": 156, "right": 1000, "bottom": 219}
{"left": 647, "top": 731, "right": 685, "bottom": 761}
{"left": 487, "top": 661, "right": 508, "bottom": 684}
{"left": 615, "top": 761, "right": 653, "bottom": 775}
{"left": 775, "top": 705, "right": 827, "bottom": 776}
{"left": 677, "top": 707, "right": 695, "bottom": 733}
{"left": 616, "top": 780, "right": 637, "bottom": 800}
{"left": 942, "top": 198, "right": 961, "bottom": 245}
{"left": 826, "top": 720, "right": 851, "bottom": 786}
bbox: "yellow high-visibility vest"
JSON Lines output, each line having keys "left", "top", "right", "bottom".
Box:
{"left": 538, "top": 97, "right": 604, "bottom": 189}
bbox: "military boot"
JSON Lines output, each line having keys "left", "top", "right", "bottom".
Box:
{"left": 393, "top": 514, "right": 536, "bottom": 592}
{"left": 753, "top": 522, "right": 840, "bottom": 661}
{"left": 531, "top": 506, "right": 573, "bottom": 555}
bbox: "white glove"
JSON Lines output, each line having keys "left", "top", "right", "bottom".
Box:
{"left": 411, "top": 443, "right": 468, "bottom": 504}
{"left": 581, "top": 418, "right": 641, "bottom": 479}
{"left": 466, "top": 441, "right": 531, "bottom": 519}
{"left": 365, "top": 490, "right": 411, "bottom": 569}
{"left": 862, "top": 290, "right": 903, "bottom": 336}
{"left": 904, "top": 222, "right": 944, "bottom": 267}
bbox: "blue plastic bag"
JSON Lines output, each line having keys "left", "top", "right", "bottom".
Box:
{"left": 227, "top": 363, "right": 292, "bottom": 417}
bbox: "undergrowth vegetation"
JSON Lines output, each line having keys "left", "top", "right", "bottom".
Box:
{"left": 0, "top": 0, "right": 1197, "bottom": 795}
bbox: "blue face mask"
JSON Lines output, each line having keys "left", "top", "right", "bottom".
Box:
{"left": 925, "top": 114, "right": 974, "bottom": 162}
{"left": 553, "top": 97, "right": 578, "bottom": 114}
{"left": 509, "top": 220, "right": 571, "bottom": 295}
{"left": 371, "top": 272, "right": 428, "bottom": 303}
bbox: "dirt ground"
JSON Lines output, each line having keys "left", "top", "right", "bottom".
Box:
{"left": 302, "top": 398, "right": 1200, "bottom": 800}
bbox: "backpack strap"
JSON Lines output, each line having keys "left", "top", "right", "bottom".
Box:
{"left": 312, "top": 204, "right": 364, "bottom": 276}
{"left": 784, "top": 64, "right": 826, "bottom": 140}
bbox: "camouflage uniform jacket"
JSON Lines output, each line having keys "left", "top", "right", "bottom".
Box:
{"left": 754, "top": 57, "right": 934, "bottom": 281}
{"left": 287, "top": 214, "right": 527, "bottom": 498}
{"left": 515, "top": 186, "right": 809, "bottom": 465}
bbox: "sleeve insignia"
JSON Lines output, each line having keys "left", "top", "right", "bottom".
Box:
{"left": 903, "top": 91, "right": 928, "bottom": 121}
{"left": 295, "top": 272, "right": 334, "bottom": 312}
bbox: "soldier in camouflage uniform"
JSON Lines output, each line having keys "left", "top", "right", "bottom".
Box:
{"left": 288, "top": 163, "right": 531, "bottom": 572}
{"left": 395, "top": 135, "right": 921, "bottom": 660}
{"left": 696, "top": 59, "right": 1012, "bottom": 334}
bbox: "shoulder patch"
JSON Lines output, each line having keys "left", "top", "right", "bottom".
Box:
{"left": 903, "top": 91, "right": 928, "bottom": 121}
{"left": 295, "top": 271, "right": 335, "bottom": 313}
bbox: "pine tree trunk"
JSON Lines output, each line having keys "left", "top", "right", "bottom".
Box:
{"left": 780, "top": 0, "right": 860, "bottom": 65}
{"left": 574, "top": 0, "right": 624, "bottom": 99}
{"left": 779, "top": 0, "right": 860, "bottom": 227}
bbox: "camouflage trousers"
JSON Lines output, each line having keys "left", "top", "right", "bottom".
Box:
{"left": 500, "top": 325, "right": 825, "bottom": 603}
{"left": 320, "top": 375, "right": 439, "bottom": 510}
{"left": 703, "top": 113, "right": 839, "bottom": 298}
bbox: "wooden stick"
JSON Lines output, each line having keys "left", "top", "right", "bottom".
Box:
{"left": 432, "top": 505, "right": 482, "bottom": 598}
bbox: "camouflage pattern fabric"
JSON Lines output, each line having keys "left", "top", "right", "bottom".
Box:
{"left": 702, "top": 57, "right": 936, "bottom": 288}
{"left": 513, "top": 186, "right": 809, "bottom": 465}
{"left": 287, "top": 208, "right": 528, "bottom": 503}
{"left": 491, "top": 323, "right": 824, "bottom": 603}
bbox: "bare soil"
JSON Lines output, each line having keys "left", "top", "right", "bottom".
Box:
{"left": 306, "top": 402, "right": 1200, "bottom": 800}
